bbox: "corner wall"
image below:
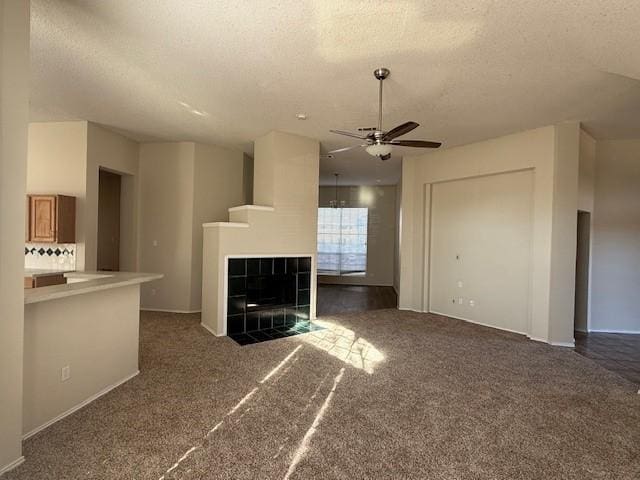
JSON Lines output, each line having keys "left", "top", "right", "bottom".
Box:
{"left": 400, "top": 123, "right": 580, "bottom": 346}
{"left": 0, "top": 0, "right": 29, "bottom": 472}
{"left": 27, "top": 122, "right": 140, "bottom": 271}
{"left": 138, "top": 142, "right": 244, "bottom": 312}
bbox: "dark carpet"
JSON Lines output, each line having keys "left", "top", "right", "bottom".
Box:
{"left": 6, "top": 309, "right": 639, "bottom": 479}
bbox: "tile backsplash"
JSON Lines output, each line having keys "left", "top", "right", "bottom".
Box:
{"left": 25, "top": 243, "right": 76, "bottom": 271}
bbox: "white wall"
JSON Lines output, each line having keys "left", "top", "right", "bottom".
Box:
{"left": 400, "top": 124, "right": 580, "bottom": 346}
{"left": 139, "top": 141, "right": 244, "bottom": 312}
{"left": 590, "top": 139, "right": 640, "bottom": 333}
{"left": 429, "top": 170, "right": 534, "bottom": 334}
{"left": 0, "top": 0, "right": 29, "bottom": 472}
{"left": 318, "top": 185, "right": 396, "bottom": 287}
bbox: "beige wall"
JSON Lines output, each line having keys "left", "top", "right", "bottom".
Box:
{"left": 394, "top": 180, "right": 402, "bottom": 294}
{"left": 0, "top": 0, "right": 29, "bottom": 471}
{"left": 86, "top": 123, "right": 139, "bottom": 271}
{"left": 429, "top": 170, "right": 534, "bottom": 334}
{"left": 590, "top": 139, "right": 640, "bottom": 333}
{"left": 400, "top": 124, "right": 580, "bottom": 346}
{"left": 23, "top": 285, "right": 140, "bottom": 436}
{"left": 318, "top": 185, "right": 397, "bottom": 286}
{"left": 139, "top": 143, "right": 196, "bottom": 312}
{"left": 202, "top": 131, "right": 319, "bottom": 335}
{"left": 578, "top": 130, "right": 596, "bottom": 213}
{"left": 139, "top": 142, "right": 244, "bottom": 312}
{"left": 190, "top": 143, "right": 244, "bottom": 311}
{"left": 27, "top": 122, "right": 89, "bottom": 269}
{"left": 27, "top": 122, "right": 140, "bottom": 271}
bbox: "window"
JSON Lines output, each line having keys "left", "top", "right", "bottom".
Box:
{"left": 317, "top": 207, "right": 368, "bottom": 275}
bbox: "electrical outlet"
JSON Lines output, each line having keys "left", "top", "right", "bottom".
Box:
{"left": 457, "top": 280, "right": 463, "bottom": 288}
{"left": 61, "top": 365, "right": 71, "bottom": 382}
{"left": 469, "top": 300, "right": 475, "bottom": 307}
{"left": 151, "top": 288, "right": 157, "bottom": 296}
{"left": 152, "top": 240, "right": 158, "bottom": 247}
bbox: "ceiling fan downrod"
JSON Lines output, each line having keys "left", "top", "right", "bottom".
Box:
{"left": 374, "top": 68, "right": 390, "bottom": 135}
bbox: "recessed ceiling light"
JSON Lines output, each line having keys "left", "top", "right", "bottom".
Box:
{"left": 295, "top": 113, "right": 307, "bottom": 120}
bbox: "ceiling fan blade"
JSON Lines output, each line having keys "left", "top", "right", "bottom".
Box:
{"left": 382, "top": 121, "right": 419, "bottom": 141}
{"left": 328, "top": 145, "right": 362, "bottom": 154}
{"left": 389, "top": 139, "right": 442, "bottom": 148}
{"left": 380, "top": 153, "right": 392, "bottom": 161}
{"left": 330, "top": 129, "right": 367, "bottom": 140}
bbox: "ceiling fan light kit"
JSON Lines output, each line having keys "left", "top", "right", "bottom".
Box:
{"left": 365, "top": 143, "right": 392, "bottom": 157}
{"left": 329, "top": 67, "right": 442, "bottom": 161}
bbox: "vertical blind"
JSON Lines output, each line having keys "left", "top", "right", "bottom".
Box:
{"left": 317, "top": 207, "right": 368, "bottom": 275}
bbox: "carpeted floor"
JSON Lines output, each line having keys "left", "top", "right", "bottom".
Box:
{"left": 6, "top": 309, "right": 640, "bottom": 479}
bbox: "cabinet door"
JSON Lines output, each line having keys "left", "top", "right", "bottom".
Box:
{"left": 29, "top": 195, "right": 57, "bottom": 242}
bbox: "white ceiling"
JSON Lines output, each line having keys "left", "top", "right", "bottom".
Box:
{"left": 31, "top": 0, "right": 640, "bottom": 186}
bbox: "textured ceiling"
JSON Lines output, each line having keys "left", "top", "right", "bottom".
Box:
{"left": 31, "top": 0, "right": 640, "bottom": 186}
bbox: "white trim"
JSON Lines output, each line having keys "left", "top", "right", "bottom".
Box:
{"left": 589, "top": 329, "right": 640, "bottom": 335}
{"left": 228, "top": 205, "right": 274, "bottom": 212}
{"left": 429, "top": 310, "right": 528, "bottom": 337}
{"left": 202, "top": 222, "right": 249, "bottom": 229}
{"left": 0, "top": 456, "right": 25, "bottom": 476}
{"left": 200, "top": 322, "right": 224, "bottom": 337}
{"left": 528, "top": 336, "right": 549, "bottom": 344}
{"left": 22, "top": 370, "right": 139, "bottom": 440}
{"left": 550, "top": 340, "right": 575, "bottom": 348}
{"left": 397, "top": 306, "right": 424, "bottom": 313}
{"left": 141, "top": 308, "right": 201, "bottom": 314}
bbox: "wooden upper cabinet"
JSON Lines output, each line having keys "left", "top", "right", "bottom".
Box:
{"left": 27, "top": 195, "right": 76, "bottom": 243}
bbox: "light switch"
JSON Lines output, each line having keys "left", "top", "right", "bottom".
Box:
{"left": 152, "top": 240, "right": 158, "bottom": 247}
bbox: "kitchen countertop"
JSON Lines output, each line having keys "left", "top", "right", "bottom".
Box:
{"left": 24, "top": 268, "right": 74, "bottom": 277}
{"left": 24, "top": 271, "right": 162, "bottom": 305}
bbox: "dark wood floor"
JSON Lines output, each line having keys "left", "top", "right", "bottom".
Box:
{"left": 574, "top": 331, "right": 640, "bottom": 385}
{"left": 317, "top": 284, "right": 397, "bottom": 316}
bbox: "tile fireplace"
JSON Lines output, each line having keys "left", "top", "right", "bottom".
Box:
{"left": 226, "top": 256, "right": 320, "bottom": 345}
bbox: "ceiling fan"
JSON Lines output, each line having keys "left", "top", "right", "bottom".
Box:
{"left": 329, "top": 67, "right": 441, "bottom": 161}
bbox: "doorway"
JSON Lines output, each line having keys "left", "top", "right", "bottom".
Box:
{"left": 97, "top": 169, "right": 121, "bottom": 271}
{"left": 574, "top": 211, "right": 591, "bottom": 333}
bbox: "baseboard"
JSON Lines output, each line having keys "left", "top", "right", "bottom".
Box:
{"left": 429, "top": 310, "right": 528, "bottom": 337}
{"left": 550, "top": 340, "right": 575, "bottom": 348}
{"left": 397, "top": 306, "right": 424, "bottom": 313}
{"left": 23, "top": 370, "right": 139, "bottom": 440}
{"left": 141, "top": 308, "right": 201, "bottom": 314}
{"left": 0, "top": 456, "right": 25, "bottom": 476}
{"left": 200, "top": 322, "right": 224, "bottom": 337}
{"left": 589, "top": 329, "right": 640, "bottom": 335}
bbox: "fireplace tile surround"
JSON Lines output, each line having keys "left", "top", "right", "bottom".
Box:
{"left": 226, "top": 256, "right": 321, "bottom": 345}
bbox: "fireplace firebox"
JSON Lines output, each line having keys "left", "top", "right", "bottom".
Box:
{"left": 226, "top": 256, "right": 319, "bottom": 345}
